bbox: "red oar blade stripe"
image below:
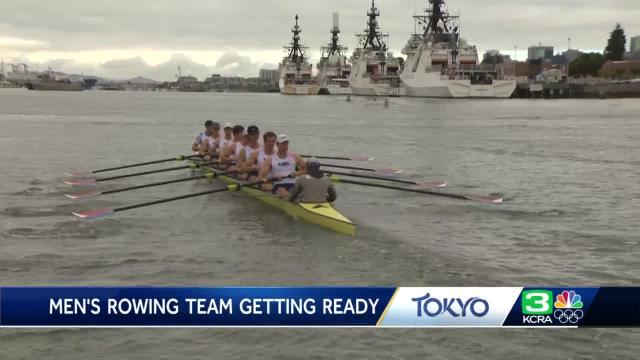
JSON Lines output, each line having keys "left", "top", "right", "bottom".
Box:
{"left": 64, "top": 178, "right": 97, "bottom": 186}
{"left": 72, "top": 208, "right": 114, "bottom": 219}
{"left": 65, "top": 191, "right": 100, "bottom": 200}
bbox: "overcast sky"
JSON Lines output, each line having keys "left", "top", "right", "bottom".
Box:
{"left": 1, "top": 0, "right": 638, "bottom": 80}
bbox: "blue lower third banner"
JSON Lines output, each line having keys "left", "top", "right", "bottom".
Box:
{"left": 0, "top": 287, "right": 639, "bottom": 327}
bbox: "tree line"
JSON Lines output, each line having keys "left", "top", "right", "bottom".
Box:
{"left": 570, "top": 23, "right": 627, "bottom": 77}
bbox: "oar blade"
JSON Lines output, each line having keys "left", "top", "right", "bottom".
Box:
{"left": 465, "top": 194, "right": 503, "bottom": 203}
{"left": 375, "top": 168, "right": 403, "bottom": 175}
{"left": 72, "top": 208, "right": 114, "bottom": 219}
{"left": 351, "top": 156, "right": 375, "bottom": 161}
{"left": 66, "top": 170, "right": 91, "bottom": 177}
{"left": 65, "top": 191, "right": 101, "bottom": 200}
{"left": 64, "top": 177, "right": 97, "bottom": 186}
{"left": 415, "top": 181, "right": 448, "bottom": 188}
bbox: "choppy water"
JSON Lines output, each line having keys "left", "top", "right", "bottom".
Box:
{"left": 1, "top": 89, "right": 639, "bottom": 359}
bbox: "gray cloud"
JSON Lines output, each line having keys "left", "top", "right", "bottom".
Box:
{"left": 13, "top": 52, "right": 266, "bottom": 80}
{"left": 2, "top": 0, "right": 639, "bottom": 78}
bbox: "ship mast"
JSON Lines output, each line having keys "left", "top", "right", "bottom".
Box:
{"left": 414, "top": 0, "right": 459, "bottom": 39}
{"left": 357, "top": 0, "right": 388, "bottom": 51}
{"left": 285, "top": 15, "right": 308, "bottom": 64}
{"left": 323, "top": 12, "right": 347, "bottom": 57}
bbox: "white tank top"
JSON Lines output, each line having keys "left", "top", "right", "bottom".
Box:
{"left": 205, "top": 136, "right": 219, "bottom": 152}
{"left": 243, "top": 144, "right": 261, "bottom": 161}
{"left": 218, "top": 136, "right": 232, "bottom": 153}
{"left": 257, "top": 150, "right": 273, "bottom": 169}
{"left": 233, "top": 142, "right": 243, "bottom": 160}
{"left": 269, "top": 153, "right": 296, "bottom": 185}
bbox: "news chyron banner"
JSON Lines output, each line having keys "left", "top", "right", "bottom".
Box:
{"left": 1, "top": 287, "right": 639, "bottom": 327}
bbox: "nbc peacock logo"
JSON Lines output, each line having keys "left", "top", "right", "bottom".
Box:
{"left": 554, "top": 290, "right": 584, "bottom": 309}
{"left": 553, "top": 290, "right": 584, "bottom": 324}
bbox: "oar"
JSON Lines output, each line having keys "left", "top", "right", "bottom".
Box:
{"left": 65, "top": 170, "right": 237, "bottom": 200}
{"left": 324, "top": 169, "right": 446, "bottom": 188}
{"left": 72, "top": 179, "right": 263, "bottom": 219}
{"left": 320, "top": 163, "right": 402, "bottom": 175}
{"left": 301, "top": 155, "right": 374, "bottom": 161}
{"left": 65, "top": 161, "right": 218, "bottom": 186}
{"left": 66, "top": 154, "right": 202, "bottom": 177}
{"left": 330, "top": 176, "right": 503, "bottom": 203}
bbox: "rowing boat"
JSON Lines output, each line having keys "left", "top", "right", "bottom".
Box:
{"left": 195, "top": 162, "right": 356, "bottom": 236}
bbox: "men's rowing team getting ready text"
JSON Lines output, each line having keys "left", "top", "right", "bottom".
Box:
{"left": 49, "top": 297, "right": 381, "bottom": 316}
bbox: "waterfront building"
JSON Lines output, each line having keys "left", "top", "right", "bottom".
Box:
{"left": 528, "top": 44, "right": 554, "bottom": 61}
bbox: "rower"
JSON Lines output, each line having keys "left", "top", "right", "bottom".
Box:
{"left": 246, "top": 131, "right": 277, "bottom": 182}
{"left": 219, "top": 125, "right": 245, "bottom": 166}
{"left": 237, "top": 125, "right": 261, "bottom": 177}
{"left": 217, "top": 122, "right": 234, "bottom": 154}
{"left": 199, "top": 121, "right": 221, "bottom": 159}
{"left": 288, "top": 158, "right": 337, "bottom": 204}
{"left": 192, "top": 120, "right": 214, "bottom": 152}
{"left": 257, "top": 134, "right": 306, "bottom": 198}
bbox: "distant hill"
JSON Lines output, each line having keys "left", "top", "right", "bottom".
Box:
{"left": 129, "top": 76, "right": 160, "bottom": 84}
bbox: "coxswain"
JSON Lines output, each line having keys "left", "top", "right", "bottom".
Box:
{"left": 288, "top": 158, "right": 337, "bottom": 204}
{"left": 257, "top": 134, "right": 305, "bottom": 198}
{"left": 192, "top": 120, "right": 214, "bottom": 152}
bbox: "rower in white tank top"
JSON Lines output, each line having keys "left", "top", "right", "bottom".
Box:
{"left": 243, "top": 143, "right": 261, "bottom": 162}
{"left": 269, "top": 152, "right": 297, "bottom": 185}
{"left": 256, "top": 134, "right": 305, "bottom": 198}
{"left": 233, "top": 141, "right": 244, "bottom": 160}
{"left": 256, "top": 149, "right": 271, "bottom": 170}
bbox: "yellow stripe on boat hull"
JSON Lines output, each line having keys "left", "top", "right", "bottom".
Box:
{"left": 201, "top": 165, "right": 356, "bottom": 236}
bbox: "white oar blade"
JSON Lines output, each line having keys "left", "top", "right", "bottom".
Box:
{"left": 415, "top": 181, "right": 448, "bottom": 188}
{"left": 374, "top": 168, "right": 403, "bottom": 175}
{"left": 351, "top": 156, "right": 375, "bottom": 161}
{"left": 466, "top": 195, "right": 503, "bottom": 203}
{"left": 64, "top": 178, "right": 97, "bottom": 186}
{"left": 72, "top": 208, "right": 114, "bottom": 219}
{"left": 66, "top": 170, "right": 91, "bottom": 177}
{"left": 65, "top": 191, "right": 100, "bottom": 200}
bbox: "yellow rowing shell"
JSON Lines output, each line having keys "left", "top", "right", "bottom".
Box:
{"left": 200, "top": 164, "right": 356, "bottom": 236}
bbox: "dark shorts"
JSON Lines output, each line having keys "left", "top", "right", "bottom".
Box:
{"left": 272, "top": 183, "right": 294, "bottom": 194}
{"left": 247, "top": 170, "right": 259, "bottom": 178}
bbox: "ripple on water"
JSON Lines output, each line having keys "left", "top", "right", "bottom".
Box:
{"left": 2, "top": 204, "right": 78, "bottom": 217}
{"left": 4, "top": 219, "right": 124, "bottom": 240}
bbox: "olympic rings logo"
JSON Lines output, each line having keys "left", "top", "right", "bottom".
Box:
{"left": 553, "top": 309, "right": 584, "bottom": 324}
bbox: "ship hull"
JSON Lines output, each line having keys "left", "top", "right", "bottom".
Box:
{"left": 27, "top": 82, "right": 84, "bottom": 91}
{"left": 402, "top": 74, "right": 516, "bottom": 98}
{"left": 324, "top": 84, "right": 352, "bottom": 95}
{"left": 350, "top": 83, "right": 404, "bottom": 97}
{"left": 279, "top": 80, "right": 319, "bottom": 95}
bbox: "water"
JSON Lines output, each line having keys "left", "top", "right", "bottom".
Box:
{"left": 1, "top": 89, "right": 639, "bottom": 358}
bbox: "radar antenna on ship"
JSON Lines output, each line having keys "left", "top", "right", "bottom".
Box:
{"left": 284, "top": 15, "right": 308, "bottom": 65}
{"left": 322, "top": 12, "right": 348, "bottom": 57}
{"left": 356, "top": 0, "right": 389, "bottom": 51}
{"left": 414, "top": 0, "right": 460, "bottom": 41}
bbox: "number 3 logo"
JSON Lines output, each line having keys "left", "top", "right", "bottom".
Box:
{"left": 522, "top": 290, "right": 553, "bottom": 315}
